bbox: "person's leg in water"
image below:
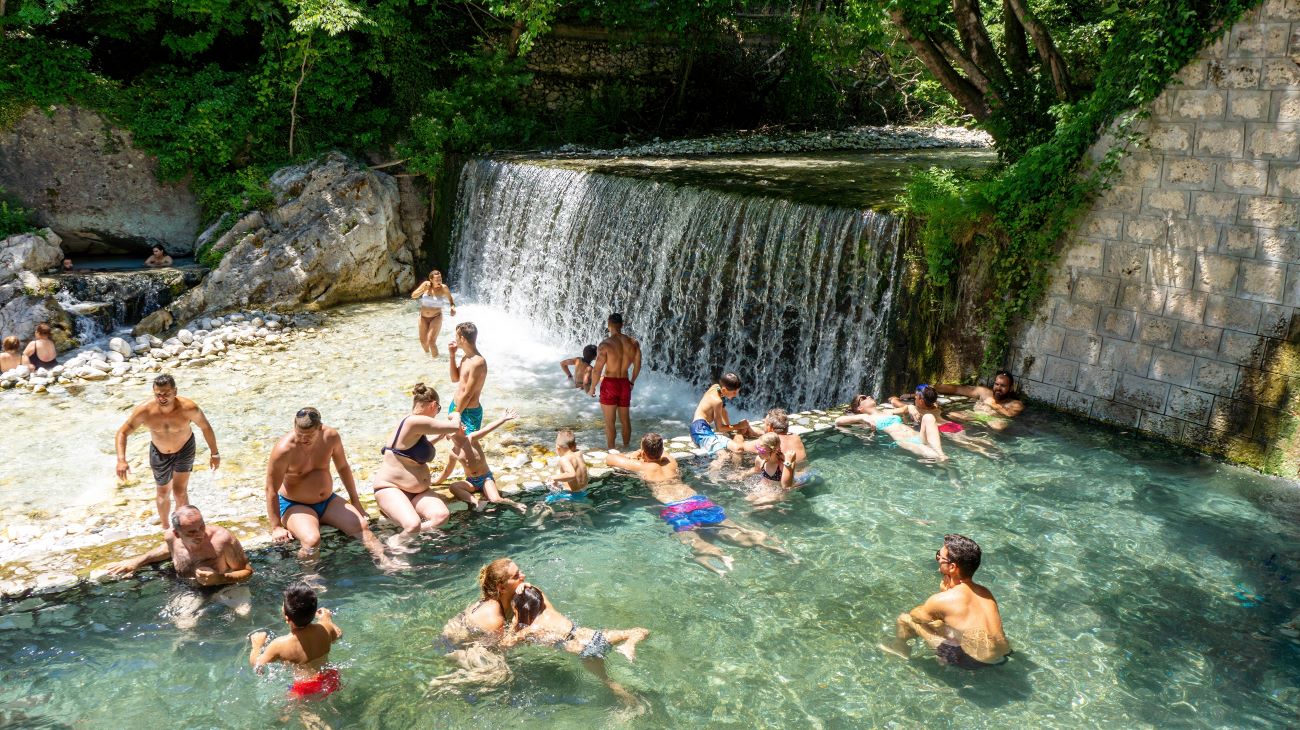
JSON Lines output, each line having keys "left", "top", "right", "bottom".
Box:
{"left": 880, "top": 612, "right": 946, "bottom": 659}
{"left": 600, "top": 403, "right": 617, "bottom": 451}
{"left": 318, "top": 496, "right": 402, "bottom": 571}
{"left": 918, "top": 414, "right": 947, "bottom": 461}
{"left": 284, "top": 506, "right": 325, "bottom": 561}
{"left": 580, "top": 656, "right": 642, "bottom": 709}
{"left": 481, "top": 477, "right": 527, "bottom": 514}
{"left": 675, "top": 531, "right": 734, "bottom": 576}
{"left": 447, "top": 480, "right": 483, "bottom": 510}
{"left": 717, "top": 521, "right": 790, "bottom": 558}
{"left": 376, "top": 488, "right": 449, "bottom": 549}
{"left": 618, "top": 405, "right": 632, "bottom": 450}
{"left": 418, "top": 314, "right": 431, "bottom": 354}
{"left": 425, "top": 312, "right": 443, "bottom": 359}
{"left": 600, "top": 627, "right": 650, "bottom": 662}
{"left": 212, "top": 583, "right": 253, "bottom": 618}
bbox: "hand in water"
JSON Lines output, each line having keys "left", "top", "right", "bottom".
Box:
{"left": 272, "top": 526, "right": 292, "bottom": 543}
{"left": 316, "top": 608, "right": 332, "bottom": 620}
{"left": 193, "top": 567, "right": 219, "bottom": 586}
{"left": 104, "top": 559, "right": 136, "bottom": 576}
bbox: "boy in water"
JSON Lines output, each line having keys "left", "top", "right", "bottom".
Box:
{"left": 439, "top": 409, "right": 528, "bottom": 513}
{"left": 249, "top": 584, "right": 344, "bottom": 700}
{"left": 559, "top": 345, "right": 598, "bottom": 391}
{"left": 546, "top": 429, "right": 589, "bottom": 501}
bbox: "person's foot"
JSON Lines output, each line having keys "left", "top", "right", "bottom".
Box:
{"left": 300, "top": 573, "right": 327, "bottom": 593}
{"left": 379, "top": 555, "right": 410, "bottom": 574}
{"left": 474, "top": 500, "right": 488, "bottom": 513}
{"left": 878, "top": 640, "right": 911, "bottom": 660}
{"left": 616, "top": 628, "right": 650, "bottom": 662}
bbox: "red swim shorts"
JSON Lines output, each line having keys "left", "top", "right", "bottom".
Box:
{"left": 938, "top": 421, "right": 964, "bottom": 434}
{"left": 288, "top": 668, "right": 341, "bottom": 700}
{"left": 599, "top": 377, "right": 633, "bottom": 407}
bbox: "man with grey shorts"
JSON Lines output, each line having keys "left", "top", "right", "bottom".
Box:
{"left": 116, "top": 374, "right": 220, "bottom": 528}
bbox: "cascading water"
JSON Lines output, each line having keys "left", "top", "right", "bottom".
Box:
{"left": 450, "top": 158, "right": 904, "bottom": 410}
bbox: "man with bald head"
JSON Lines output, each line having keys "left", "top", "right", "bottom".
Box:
{"left": 104, "top": 505, "right": 253, "bottom": 628}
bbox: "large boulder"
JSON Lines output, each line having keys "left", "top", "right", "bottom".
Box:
{"left": 0, "top": 295, "right": 75, "bottom": 350}
{"left": 0, "top": 105, "right": 201, "bottom": 255}
{"left": 0, "top": 229, "right": 64, "bottom": 282}
{"left": 168, "top": 152, "right": 414, "bottom": 321}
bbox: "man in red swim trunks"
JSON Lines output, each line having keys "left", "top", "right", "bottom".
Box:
{"left": 250, "top": 583, "right": 343, "bottom": 701}
{"left": 588, "top": 313, "right": 642, "bottom": 450}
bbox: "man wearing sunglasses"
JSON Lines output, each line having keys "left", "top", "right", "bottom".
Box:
{"left": 881, "top": 534, "right": 1011, "bottom": 669}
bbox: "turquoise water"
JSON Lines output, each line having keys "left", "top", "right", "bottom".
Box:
{"left": 3, "top": 414, "right": 1299, "bottom": 728}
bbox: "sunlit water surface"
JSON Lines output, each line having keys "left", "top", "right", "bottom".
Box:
{"left": 3, "top": 406, "right": 1300, "bottom": 727}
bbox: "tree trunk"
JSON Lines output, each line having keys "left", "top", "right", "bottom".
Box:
{"left": 935, "top": 34, "right": 1001, "bottom": 102}
{"left": 1002, "top": 0, "right": 1032, "bottom": 82}
{"left": 1004, "top": 0, "right": 1073, "bottom": 99}
{"left": 951, "top": 0, "right": 1010, "bottom": 92}
{"left": 289, "top": 38, "right": 311, "bottom": 157}
{"left": 506, "top": 20, "right": 524, "bottom": 59}
{"left": 889, "top": 8, "right": 991, "bottom": 124}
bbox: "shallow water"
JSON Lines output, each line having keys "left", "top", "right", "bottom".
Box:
{"left": 3, "top": 408, "right": 1299, "bottom": 728}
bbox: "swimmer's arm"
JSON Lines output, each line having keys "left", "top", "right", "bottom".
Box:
{"left": 410, "top": 281, "right": 428, "bottom": 298}
{"left": 21, "top": 342, "right": 34, "bottom": 367}
{"left": 908, "top": 594, "right": 947, "bottom": 626}
{"left": 433, "top": 454, "right": 457, "bottom": 484}
{"left": 603, "top": 451, "right": 642, "bottom": 473}
{"left": 471, "top": 408, "right": 517, "bottom": 441}
{"left": 249, "top": 634, "right": 283, "bottom": 671}
{"left": 410, "top": 414, "right": 462, "bottom": 437}
{"left": 317, "top": 608, "right": 342, "bottom": 640}
{"left": 105, "top": 541, "right": 171, "bottom": 575}
{"left": 560, "top": 357, "right": 576, "bottom": 379}
{"left": 781, "top": 460, "right": 795, "bottom": 490}
{"left": 933, "top": 384, "right": 980, "bottom": 398}
{"left": 834, "top": 414, "right": 868, "bottom": 427}
{"left": 587, "top": 346, "right": 608, "bottom": 396}
{"left": 330, "top": 435, "right": 363, "bottom": 513}
{"left": 446, "top": 288, "right": 455, "bottom": 313}
{"left": 552, "top": 459, "right": 580, "bottom": 488}
{"left": 985, "top": 398, "right": 1024, "bottom": 418}
{"left": 220, "top": 538, "right": 253, "bottom": 583}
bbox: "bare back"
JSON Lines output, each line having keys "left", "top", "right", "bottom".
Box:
{"left": 934, "top": 582, "right": 1008, "bottom": 661}
{"left": 605, "top": 451, "right": 693, "bottom": 502}
{"left": 597, "top": 333, "right": 640, "bottom": 380}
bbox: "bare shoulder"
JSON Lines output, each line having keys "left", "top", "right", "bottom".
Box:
{"left": 176, "top": 396, "right": 203, "bottom": 413}
{"left": 208, "top": 524, "right": 237, "bottom": 546}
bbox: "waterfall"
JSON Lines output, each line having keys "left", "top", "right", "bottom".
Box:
{"left": 449, "top": 158, "right": 904, "bottom": 411}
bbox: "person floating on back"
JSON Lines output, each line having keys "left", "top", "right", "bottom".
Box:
{"left": 249, "top": 583, "right": 344, "bottom": 701}
{"left": 560, "top": 345, "right": 598, "bottom": 391}
{"left": 881, "top": 533, "right": 1011, "bottom": 669}
{"left": 588, "top": 313, "right": 641, "bottom": 450}
{"left": 448, "top": 322, "right": 488, "bottom": 434}
{"left": 690, "top": 372, "right": 758, "bottom": 459}
{"left": 933, "top": 371, "right": 1025, "bottom": 431}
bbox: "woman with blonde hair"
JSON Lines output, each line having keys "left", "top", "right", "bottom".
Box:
{"left": 372, "top": 383, "right": 463, "bottom": 548}
{"left": 410, "top": 270, "right": 455, "bottom": 358}
{"left": 0, "top": 336, "right": 22, "bottom": 372}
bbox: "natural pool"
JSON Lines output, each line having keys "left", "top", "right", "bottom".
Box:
{"left": 3, "top": 408, "right": 1299, "bottom": 727}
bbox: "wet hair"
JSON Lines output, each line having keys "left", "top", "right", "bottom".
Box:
{"left": 581, "top": 345, "right": 597, "bottom": 365}
{"left": 850, "top": 394, "right": 871, "bottom": 412}
{"left": 153, "top": 374, "right": 176, "bottom": 390}
{"left": 993, "top": 370, "right": 1015, "bottom": 387}
{"left": 295, "top": 406, "right": 322, "bottom": 429}
{"left": 412, "top": 382, "right": 439, "bottom": 406}
{"left": 556, "top": 429, "right": 577, "bottom": 450}
{"left": 943, "top": 534, "right": 982, "bottom": 577}
{"left": 719, "top": 372, "right": 742, "bottom": 391}
{"left": 640, "top": 432, "right": 664, "bottom": 459}
{"left": 170, "top": 505, "right": 203, "bottom": 532}
{"left": 427, "top": 269, "right": 442, "bottom": 282}
{"left": 2, "top": 336, "right": 18, "bottom": 353}
{"left": 283, "top": 583, "right": 318, "bottom": 628}
{"left": 764, "top": 408, "right": 789, "bottom": 434}
{"left": 479, "top": 558, "right": 516, "bottom": 601}
{"left": 455, "top": 321, "right": 478, "bottom": 347}
{"left": 918, "top": 385, "right": 938, "bottom": 406}
{"left": 512, "top": 585, "right": 546, "bottom": 629}
{"left": 152, "top": 246, "right": 164, "bottom": 255}
{"left": 758, "top": 432, "right": 780, "bottom": 454}
{"left": 34, "top": 323, "right": 51, "bottom": 337}
{"left": 608, "top": 312, "right": 623, "bottom": 327}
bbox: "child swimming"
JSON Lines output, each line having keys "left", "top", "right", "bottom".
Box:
{"left": 249, "top": 583, "right": 343, "bottom": 701}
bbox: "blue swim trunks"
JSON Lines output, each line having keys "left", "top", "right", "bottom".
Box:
{"left": 465, "top": 471, "right": 494, "bottom": 491}
{"left": 659, "top": 495, "right": 727, "bottom": 532}
{"left": 544, "top": 489, "right": 589, "bottom": 504}
{"left": 689, "top": 418, "right": 729, "bottom": 455}
{"left": 278, "top": 493, "right": 337, "bottom": 520}
{"left": 449, "top": 401, "right": 484, "bottom": 434}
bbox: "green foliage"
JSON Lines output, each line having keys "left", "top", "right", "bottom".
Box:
{"left": 0, "top": 195, "right": 36, "bottom": 239}
{"left": 899, "top": 0, "right": 1254, "bottom": 374}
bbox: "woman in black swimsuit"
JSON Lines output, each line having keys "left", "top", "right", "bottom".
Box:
{"left": 22, "top": 323, "right": 58, "bottom": 371}
{"left": 371, "top": 383, "right": 462, "bottom": 547}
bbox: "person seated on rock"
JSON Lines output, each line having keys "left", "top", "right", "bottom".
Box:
{"left": 145, "top": 246, "right": 173, "bottom": 268}
{"left": 690, "top": 373, "right": 758, "bottom": 462}
{"left": 371, "top": 383, "right": 463, "bottom": 548}
{"left": 103, "top": 505, "right": 253, "bottom": 629}
{"left": 22, "top": 323, "right": 58, "bottom": 371}
{"left": 61, "top": 257, "right": 73, "bottom": 272}
{"left": 438, "top": 409, "right": 528, "bottom": 513}
{"left": 560, "top": 345, "right": 598, "bottom": 391}
{"left": 0, "top": 336, "right": 22, "bottom": 372}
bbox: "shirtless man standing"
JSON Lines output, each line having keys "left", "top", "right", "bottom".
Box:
{"left": 265, "top": 407, "right": 390, "bottom": 566}
{"left": 606, "top": 432, "right": 785, "bottom": 576}
{"left": 448, "top": 322, "right": 488, "bottom": 435}
{"left": 588, "top": 313, "right": 642, "bottom": 450}
{"left": 116, "top": 374, "right": 220, "bottom": 527}
{"left": 881, "top": 533, "right": 1011, "bottom": 669}
{"left": 934, "top": 371, "right": 1025, "bottom": 431}
{"left": 104, "top": 505, "right": 252, "bottom": 628}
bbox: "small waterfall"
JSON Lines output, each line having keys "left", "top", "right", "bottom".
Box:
{"left": 450, "top": 159, "right": 904, "bottom": 410}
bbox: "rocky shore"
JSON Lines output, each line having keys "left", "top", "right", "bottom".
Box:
{"left": 545, "top": 124, "right": 992, "bottom": 157}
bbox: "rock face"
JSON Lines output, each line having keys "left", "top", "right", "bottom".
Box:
{"left": 0, "top": 105, "right": 201, "bottom": 255}
{"left": 0, "top": 229, "right": 64, "bottom": 276}
{"left": 0, "top": 229, "right": 74, "bottom": 347}
{"left": 169, "top": 152, "right": 414, "bottom": 321}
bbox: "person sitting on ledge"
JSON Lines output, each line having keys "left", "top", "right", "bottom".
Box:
{"left": 0, "top": 336, "right": 22, "bottom": 372}
{"left": 690, "top": 372, "right": 758, "bottom": 459}
{"left": 250, "top": 583, "right": 344, "bottom": 702}
{"left": 881, "top": 533, "right": 1011, "bottom": 669}
{"left": 145, "top": 245, "right": 173, "bottom": 267}
{"left": 22, "top": 323, "right": 58, "bottom": 371}
{"left": 104, "top": 505, "right": 253, "bottom": 628}
{"left": 933, "top": 370, "right": 1024, "bottom": 431}
{"left": 438, "top": 408, "right": 528, "bottom": 514}
{"left": 735, "top": 408, "right": 808, "bottom": 467}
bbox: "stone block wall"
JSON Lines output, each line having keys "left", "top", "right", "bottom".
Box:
{"left": 1009, "top": 1, "right": 1300, "bottom": 475}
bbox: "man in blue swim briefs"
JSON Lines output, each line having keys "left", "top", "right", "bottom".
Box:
{"left": 448, "top": 322, "right": 488, "bottom": 434}
{"left": 690, "top": 373, "right": 759, "bottom": 461}
{"left": 266, "top": 407, "right": 395, "bottom": 568}
{"left": 881, "top": 533, "right": 1011, "bottom": 669}
{"left": 605, "top": 432, "right": 786, "bottom": 576}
